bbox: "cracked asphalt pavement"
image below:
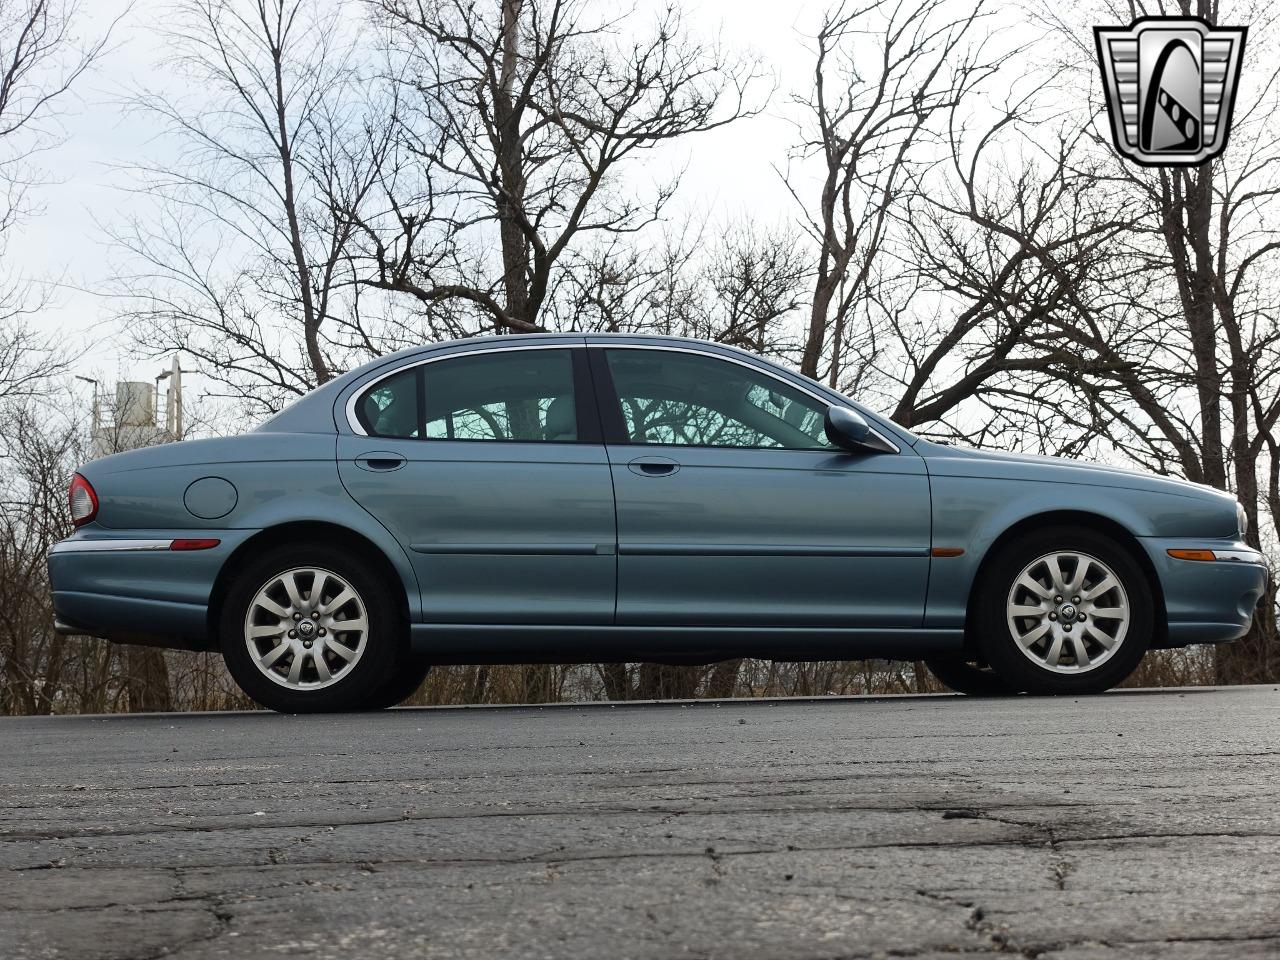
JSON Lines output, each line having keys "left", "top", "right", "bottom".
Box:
{"left": 2, "top": 686, "right": 1279, "bottom": 959}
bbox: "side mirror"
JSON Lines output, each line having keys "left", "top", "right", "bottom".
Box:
{"left": 824, "top": 406, "right": 893, "bottom": 453}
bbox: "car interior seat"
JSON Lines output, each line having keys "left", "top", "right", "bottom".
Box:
{"left": 543, "top": 395, "right": 577, "bottom": 442}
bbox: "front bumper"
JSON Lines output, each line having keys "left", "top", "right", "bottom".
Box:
{"left": 1140, "top": 537, "right": 1268, "bottom": 646}
{"left": 48, "top": 529, "right": 255, "bottom": 650}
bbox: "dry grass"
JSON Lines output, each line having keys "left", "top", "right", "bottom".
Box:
{"left": 8, "top": 645, "right": 1230, "bottom": 716}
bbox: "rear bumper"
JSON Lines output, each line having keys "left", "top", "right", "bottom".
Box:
{"left": 52, "top": 592, "right": 212, "bottom": 650}
{"left": 1140, "top": 537, "right": 1268, "bottom": 646}
{"left": 48, "top": 529, "right": 254, "bottom": 651}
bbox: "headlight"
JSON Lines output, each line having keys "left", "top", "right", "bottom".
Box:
{"left": 1237, "top": 502, "right": 1248, "bottom": 537}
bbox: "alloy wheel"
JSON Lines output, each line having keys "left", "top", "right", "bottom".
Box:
{"left": 1005, "top": 551, "right": 1130, "bottom": 674}
{"left": 243, "top": 567, "right": 368, "bottom": 690}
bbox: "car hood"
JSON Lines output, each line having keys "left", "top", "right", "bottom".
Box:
{"left": 919, "top": 441, "right": 1234, "bottom": 504}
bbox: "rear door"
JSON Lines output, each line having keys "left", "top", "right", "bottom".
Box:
{"left": 337, "top": 345, "right": 617, "bottom": 624}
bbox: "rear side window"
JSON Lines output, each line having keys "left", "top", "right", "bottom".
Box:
{"left": 354, "top": 349, "right": 580, "bottom": 442}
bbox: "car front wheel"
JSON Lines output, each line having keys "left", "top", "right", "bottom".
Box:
{"left": 220, "top": 545, "right": 404, "bottom": 713}
{"left": 973, "top": 528, "right": 1153, "bottom": 695}
{"left": 923, "top": 655, "right": 1020, "bottom": 696}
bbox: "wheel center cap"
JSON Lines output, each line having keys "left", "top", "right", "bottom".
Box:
{"left": 297, "top": 619, "right": 316, "bottom": 639}
{"left": 1059, "top": 603, "right": 1077, "bottom": 621}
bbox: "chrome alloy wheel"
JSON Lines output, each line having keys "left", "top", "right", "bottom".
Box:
{"left": 244, "top": 567, "right": 368, "bottom": 690}
{"left": 1005, "top": 551, "right": 1130, "bottom": 674}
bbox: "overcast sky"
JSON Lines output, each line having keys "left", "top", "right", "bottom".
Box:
{"left": 12, "top": 1, "right": 835, "bottom": 385}
{"left": 13, "top": 0, "right": 1054, "bottom": 405}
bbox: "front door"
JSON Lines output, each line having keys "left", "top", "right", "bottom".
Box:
{"left": 337, "top": 346, "right": 616, "bottom": 624}
{"left": 592, "top": 346, "right": 931, "bottom": 627}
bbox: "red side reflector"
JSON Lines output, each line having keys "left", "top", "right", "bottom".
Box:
{"left": 169, "top": 539, "right": 221, "bottom": 551}
{"left": 930, "top": 547, "right": 965, "bottom": 558}
{"left": 1167, "top": 548, "right": 1217, "bottom": 561}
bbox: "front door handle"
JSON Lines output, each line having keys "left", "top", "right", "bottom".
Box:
{"left": 627, "top": 456, "right": 680, "bottom": 478}
{"left": 354, "top": 452, "right": 407, "bottom": 472}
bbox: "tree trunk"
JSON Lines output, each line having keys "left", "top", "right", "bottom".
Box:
{"left": 912, "top": 660, "right": 929, "bottom": 693}
{"left": 599, "top": 663, "right": 631, "bottom": 701}
{"left": 270, "top": 27, "right": 328, "bottom": 385}
{"left": 521, "top": 663, "right": 555, "bottom": 703}
{"left": 634, "top": 663, "right": 701, "bottom": 700}
{"left": 124, "top": 647, "right": 172, "bottom": 712}
{"left": 495, "top": 0, "right": 532, "bottom": 328}
{"left": 1178, "top": 167, "right": 1225, "bottom": 488}
{"left": 463, "top": 665, "right": 489, "bottom": 703}
{"left": 801, "top": 280, "right": 835, "bottom": 380}
{"left": 705, "top": 658, "right": 742, "bottom": 698}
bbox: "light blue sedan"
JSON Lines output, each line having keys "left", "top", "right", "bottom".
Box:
{"left": 50, "top": 335, "right": 1266, "bottom": 711}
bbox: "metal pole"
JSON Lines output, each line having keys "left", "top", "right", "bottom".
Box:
{"left": 74, "top": 376, "right": 100, "bottom": 435}
{"left": 172, "top": 355, "right": 183, "bottom": 439}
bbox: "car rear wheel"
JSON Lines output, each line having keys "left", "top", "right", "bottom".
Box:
{"left": 220, "top": 545, "right": 404, "bottom": 713}
{"left": 973, "top": 528, "right": 1152, "bottom": 695}
{"left": 361, "top": 652, "right": 433, "bottom": 710}
{"left": 923, "top": 655, "right": 1020, "bottom": 696}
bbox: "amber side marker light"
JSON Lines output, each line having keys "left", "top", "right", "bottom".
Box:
{"left": 1167, "top": 549, "right": 1220, "bottom": 562}
{"left": 170, "top": 539, "right": 221, "bottom": 551}
{"left": 931, "top": 547, "right": 965, "bottom": 558}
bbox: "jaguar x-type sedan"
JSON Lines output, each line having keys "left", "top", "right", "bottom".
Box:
{"left": 50, "top": 334, "right": 1265, "bottom": 711}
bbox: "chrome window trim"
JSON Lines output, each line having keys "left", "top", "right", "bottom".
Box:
{"left": 345, "top": 343, "right": 578, "bottom": 438}
{"left": 590, "top": 343, "right": 902, "bottom": 454}
{"left": 343, "top": 340, "right": 901, "bottom": 454}
{"left": 50, "top": 539, "right": 172, "bottom": 555}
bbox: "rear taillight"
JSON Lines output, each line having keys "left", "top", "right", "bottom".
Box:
{"left": 68, "top": 473, "right": 98, "bottom": 527}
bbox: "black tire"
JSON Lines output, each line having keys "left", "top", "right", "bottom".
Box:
{"left": 361, "top": 652, "right": 432, "bottom": 710}
{"left": 974, "top": 527, "right": 1152, "bottom": 695}
{"left": 220, "top": 543, "right": 405, "bottom": 713}
{"left": 924, "top": 655, "right": 1020, "bottom": 696}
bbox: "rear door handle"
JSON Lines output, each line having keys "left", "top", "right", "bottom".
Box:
{"left": 627, "top": 456, "right": 680, "bottom": 477}
{"left": 355, "top": 452, "right": 407, "bottom": 472}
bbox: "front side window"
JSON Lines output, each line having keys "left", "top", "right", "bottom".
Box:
{"left": 354, "top": 349, "right": 579, "bottom": 442}
{"left": 603, "top": 349, "right": 832, "bottom": 449}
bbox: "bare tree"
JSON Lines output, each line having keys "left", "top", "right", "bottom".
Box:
{"left": 0, "top": 1, "right": 112, "bottom": 393}
{"left": 111, "top": 0, "right": 393, "bottom": 416}
{"left": 878, "top": 106, "right": 1142, "bottom": 450}
{"left": 0, "top": 388, "right": 83, "bottom": 713}
{"left": 1020, "top": 0, "right": 1280, "bottom": 683}
{"left": 550, "top": 219, "right": 809, "bottom": 344}
{"left": 788, "top": 0, "right": 1140, "bottom": 453}
{"left": 788, "top": 0, "right": 994, "bottom": 384}
{"left": 0, "top": 1, "right": 121, "bottom": 714}
{"left": 357, "top": 0, "right": 767, "bottom": 336}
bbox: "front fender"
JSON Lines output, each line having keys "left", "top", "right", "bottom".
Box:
{"left": 924, "top": 475, "right": 1235, "bottom": 627}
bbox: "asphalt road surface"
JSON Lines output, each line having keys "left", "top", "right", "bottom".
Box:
{"left": 2, "top": 687, "right": 1279, "bottom": 960}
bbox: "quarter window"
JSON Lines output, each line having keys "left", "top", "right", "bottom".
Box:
{"left": 355, "top": 368, "right": 419, "bottom": 439}
{"left": 603, "top": 349, "right": 832, "bottom": 449}
{"left": 354, "top": 349, "right": 580, "bottom": 442}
